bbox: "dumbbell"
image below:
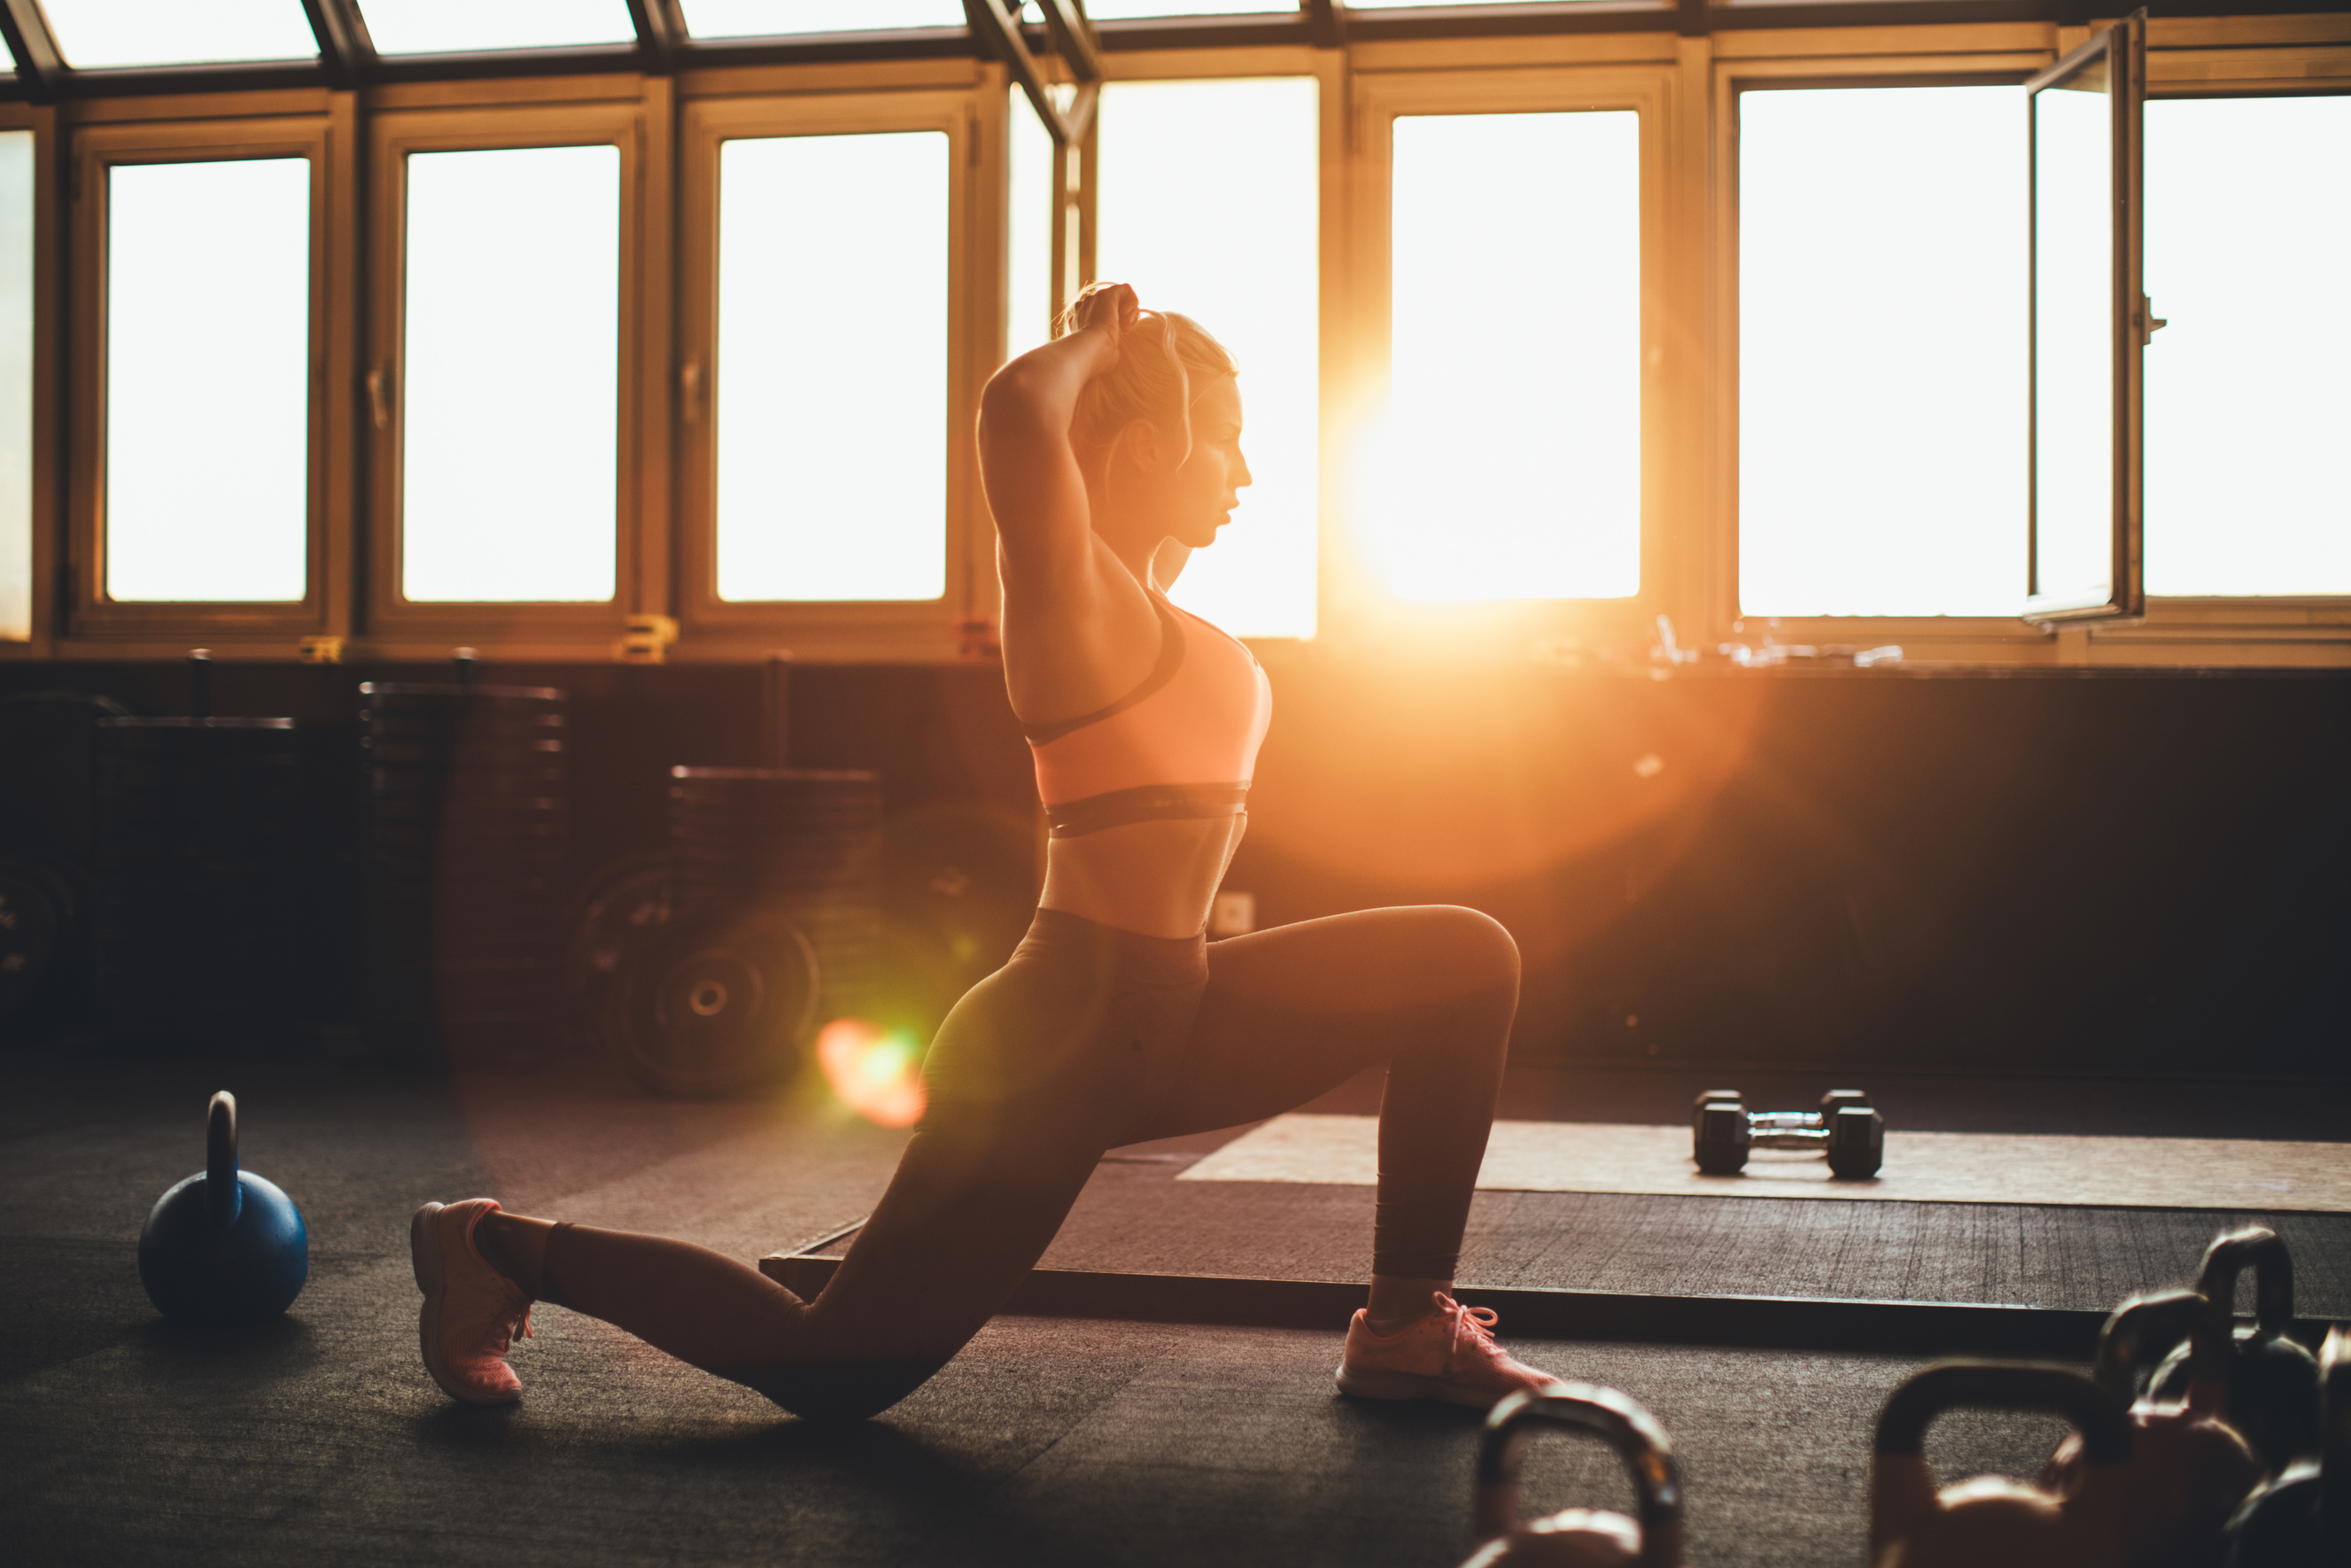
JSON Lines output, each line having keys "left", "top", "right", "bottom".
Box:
{"left": 2042, "top": 1289, "right": 2262, "bottom": 1568}
{"left": 2151, "top": 1228, "right": 2324, "bottom": 1475}
{"left": 1461, "top": 1384, "right": 1688, "bottom": 1567}
{"left": 1869, "top": 1362, "right": 2132, "bottom": 1568}
{"left": 1692, "top": 1089, "right": 1883, "bottom": 1178}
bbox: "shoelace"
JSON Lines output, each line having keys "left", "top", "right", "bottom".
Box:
{"left": 1447, "top": 1301, "right": 1502, "bottom": 1360}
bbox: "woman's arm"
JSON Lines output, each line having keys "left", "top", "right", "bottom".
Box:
{"left": 975, "top": 284, "right": 1134, "bottom": 597}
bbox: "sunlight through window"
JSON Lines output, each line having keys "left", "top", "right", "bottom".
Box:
{"left": 106, "top": 159, "right": 311, "bottom": 603}
{"left": 1083, "top": 2, "right": 1293, "bottom": 14}
{"left": 357, "top": 0, "right": 635, "bottom": 55}
{"left": 1739, "top": 87, "right": 2024, "bottom": 617}
{"left": 717, "top": 132, "right": 949, "bottom": 602}
{"left": 1097, "top": 76, "right": 1319, "bottom": 639}
{"left": 1007, "top": 89, "right": 1057, "bottom": 359}
{"left": 681, "top": 1, "right": 966, "bottom": 35}
{"left": 0, "top": 132, "right": 30, "bottom": 640}
{"left": 401, "top": 145, "right": 618, "bottom": 603}
{"left": 40, "top": 0, "right": 319, "bottom": 68}
{"left": 2144, "top": 97, "right": 2351, "bottom": 596}
{"left": 1369, "top": 111, "right": 1639, "bottom": 602}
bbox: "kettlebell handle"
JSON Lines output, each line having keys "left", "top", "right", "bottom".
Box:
{"left": 2094, "top": 1288, "right": 2228, "bottom": 1401}
{"left": 2196, "top": 1227, "right": 2293, "bottom": 1336}
{"left": 1475, "top": 1385, "right": 1683, "bottom": 1565}
{"left": 206, "top": 1091, "right": 242, "bottom": 1229}
{"left": 1875, "top": 1363, "right": 2131, "bottom": 1467}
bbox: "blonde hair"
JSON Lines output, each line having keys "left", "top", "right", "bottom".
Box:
{"left": 1058, "top": 283, "right": 1238, "bottom": 473}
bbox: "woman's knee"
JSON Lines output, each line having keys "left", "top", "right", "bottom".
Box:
{"left": 722, "top": 1355, "right": 954, "bottom": 1423}
{"left": 1412, "top": 905, "right": 1521, "bottom": 1002}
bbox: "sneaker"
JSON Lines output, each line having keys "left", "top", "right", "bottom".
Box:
{"left": 1334, "top": 1292, "right": 1564, "bottom": 1409}
{"left": 411, "top": 1199, "right": 533, "bottom": 1405}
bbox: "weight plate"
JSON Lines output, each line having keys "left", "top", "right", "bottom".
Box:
{"left": 606, "top": 910, "right": 819, "bottom": 1099}
{"left": 0, "top": 865, "right": 65, "bottom": 1019}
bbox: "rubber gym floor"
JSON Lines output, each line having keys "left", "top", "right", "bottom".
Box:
{"left": 5, "top": 1055, "right": 2347, "bottom": 1568}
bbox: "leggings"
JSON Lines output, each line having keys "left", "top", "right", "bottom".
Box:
{"left": 539, "top": 902, "right": 1520, "bottom": 1420}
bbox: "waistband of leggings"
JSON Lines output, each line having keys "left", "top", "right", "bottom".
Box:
{"left": 1013, "top": 904, "right": 1208, "bottom": 987}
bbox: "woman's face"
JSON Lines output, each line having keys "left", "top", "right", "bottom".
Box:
{"left": 1152, "top": 376, "right": 1252, "bottom": 550}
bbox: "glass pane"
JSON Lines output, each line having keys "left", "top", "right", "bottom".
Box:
{"left": 357, "top": 0, "right": 634, "bottom": 55}
{"left": 2032, "top": 59, "right": 2115, "bottom": 609}
{"left": 716, "top": 133, "right": 948, "bottom": 602}
{"left": 1007, "top": 87, "right": 1056, "bottom": 359}
{"left": 40, "top": 0, "right": 319, "bottom": 68}
{"left": 106, "top": 159, "right": 311, "bottom": 603}
{"left": 1097, "top": 76, "right": 1319, "bottom": 639}
{"left": 1369, "top": 111, "right": 1640, "bottom": 602}
{"left": 1083, "top": 2, "right": 1292, "bottom": 13}
{"left": 0, "top": 131, "right": 29, "bottom": 640}
{"left": 2145, "top": 96, "right": 2351, "bottom": 596}
{"left": 682, "top": 0, "right": 965, "bottom": 34}
{"left": 402, "top": 145, "right": 617, "bottom": 603}
{"left": 1740, "top": 87, "right": 2024, "bottom": 617}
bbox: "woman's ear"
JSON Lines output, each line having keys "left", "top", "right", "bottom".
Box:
{"left": 1113, "top": 416, "right": 1165, "bottom": 477}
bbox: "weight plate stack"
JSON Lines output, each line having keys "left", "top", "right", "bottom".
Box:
{"left": 93, "top": 718, "right": 303, "bottom": 1047}
{"left": 663, "top": 766, "right": 884, "bottom": 1067}
{"left": 361, "top": 683, "right": 570, "bottom": 1063}
{"left": 0, "top": 861, "right": 69, "bottom": 1029}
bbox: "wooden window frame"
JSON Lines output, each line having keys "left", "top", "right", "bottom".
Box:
{"left": 673, "top": 82, "right": 995, "bottom": 662}
{"left": 0, "top": 102, "right": 58, "bottom": 659}
{"left": 363, "top": 97, "right": 650, "bottom": 651}
{"left": 65, "top": 110, "right": 349, "bottom": 644}
{"left": 1340, "top": 56, "right": 1683, "bottom": 656}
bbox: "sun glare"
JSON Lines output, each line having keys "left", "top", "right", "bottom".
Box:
{"left": 816, "top": 1018, "right": 927, "bottom": 1129}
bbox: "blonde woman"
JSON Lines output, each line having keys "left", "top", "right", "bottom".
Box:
{"left": 410, "top": 283, "right": 1557, "bottom": 1418}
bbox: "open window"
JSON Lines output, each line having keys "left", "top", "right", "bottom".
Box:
{"left": 2025, "top": 13, "right": 2148, "bottom": 625}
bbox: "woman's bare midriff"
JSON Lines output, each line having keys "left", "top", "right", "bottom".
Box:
{"left": 1037, "top": 813, "right": 1248, "bottom": 938}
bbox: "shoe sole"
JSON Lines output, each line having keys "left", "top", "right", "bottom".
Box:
{"left": 1332, "top": 1363, "right": 1503, "bottom": 1409}
{"left": 411, "top": 1202, "right": 521, "bottom": 1407}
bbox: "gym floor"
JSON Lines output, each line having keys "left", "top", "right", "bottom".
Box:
{"left": 5, "top": 1054, "right": 2346, "bottom": 1568}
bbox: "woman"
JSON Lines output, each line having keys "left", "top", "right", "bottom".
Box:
{"left": 411, "top": 283, "right": 1557, "bottom": 1419}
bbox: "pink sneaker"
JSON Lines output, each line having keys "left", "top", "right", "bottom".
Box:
{"left": 1335, "top": 1292, "right": 1565, "bottom": 1409}
{"left": 411, "top": 1199, "right": 533, "bottom": 1405}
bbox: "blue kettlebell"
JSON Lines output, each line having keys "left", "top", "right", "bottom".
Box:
{"left": 136, "top": 1091, "right": 308, "bottom": 1324}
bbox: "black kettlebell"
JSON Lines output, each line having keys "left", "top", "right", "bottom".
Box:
{"left": 2153, "top": 1228, "right": 2322, "bottom": 1473}
{"left": 136, "top": 1091, "right": 308, "bottom": 1324}
{"left": 2223, "top": 1326, "right": 2346, "bottom": 1568}
{"left": 1460, "top": 1383, "right": 1688, "bottom": 1567}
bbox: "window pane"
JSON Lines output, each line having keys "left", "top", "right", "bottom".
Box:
{"left": 2033, "top": 76, "right": 2116, "bottom": 609}
{"left": 106, "top": 159, "right": 310, "bottom": 603}
{"left": 357, "top": 0, "right": 634, "bottom": 54}
{"left": 1097, "top": 77, "right": 1318, "bottom": 638}
{"left": 0, "top": 131, "right": 29, "bottom": 640}
{"left": 1007, "top": 88, "right": 1056, "bottom": 359}
{"left": 2145, "top": 96, "right": 2351, "bottom": 596}
{"left": 682, "top": 1, "right": 965, "bottom": 34}
{"left": 1371, "top": 111, "right": 1639, "bottom": 602}
{"left": 402, "top": 145, "right": 617, "bottom": 603}
{"left": 41, "top": 0, "right": 319, "bottom": 68}
{"left": 717, "top": 133, "right": 948, "bottom": 602}
{"left": 1083, "top": 2, "right": 1292, "bottom": 14}
{"left": 1740, "top": 87, "right": 2024, "bottom": 617}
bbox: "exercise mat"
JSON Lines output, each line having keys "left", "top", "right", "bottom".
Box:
{"left": 1180, "top": 1114, "right": 2351, "bottom": 1213}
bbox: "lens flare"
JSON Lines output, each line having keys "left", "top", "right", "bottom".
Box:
{"left": 817, "top": 1018, "right": 927, "bottom": 1129}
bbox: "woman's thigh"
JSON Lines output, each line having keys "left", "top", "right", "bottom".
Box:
{"left": 1123, "top": 904, "right": 1519, "bottom": 1145}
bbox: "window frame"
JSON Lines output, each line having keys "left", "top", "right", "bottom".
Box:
{"left": 1342, "top": 56, "right": 1682, "bottom": 655}
{"left": 66, "top": 109, "right": 346, "bottom": 642}
{"left": 363, "top": 89, "right": 655, "bottom": 648}
{"left": 0, "top": 101, "right": 58, "bottom": 657}
{"left": 674, "top": 82, "right": 995, "bottom": 660}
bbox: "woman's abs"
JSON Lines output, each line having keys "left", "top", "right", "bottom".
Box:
{"left": 1037, "top": 813, "right": 1246, "bottom": 938}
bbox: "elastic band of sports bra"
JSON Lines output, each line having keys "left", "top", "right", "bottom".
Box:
{"left": 1045, "top": 781, "right": 1249, "bottom": 839}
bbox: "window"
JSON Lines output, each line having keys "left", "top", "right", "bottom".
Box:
{"left": 1372, "top": 110, "right": 1641, "bottom": 603}
{"left": 398, "top": 144, "right": 620, "bottom": 603}
{"left": 0, "top": 129, "right": 28, "bottom": 641}
{"left": 105, "top": 158, "right": 312, "bottom": 603}
{"left": 38, "top": 0, "right": 320, "bottom": 68}
{"left": 681, "top": 1, "right": 967, "bottom": 33}
{"left": 1084, "top": 2, "right": 1296, "bottom": 14}
{"left": 1096, "top": 75, "right": 1319, "bottom": 639}
{"left": 2143, "top": 95, "right": 2351, "bottom": 597}
{"left": 714, "top": 132, "right": 949, "bottom": 603}
{"left": 356, "top": 0, "right": 635, "bottom": 55}
{"left": 1006, "top": 86, "right": 1058, "bottom": 361}
{"left": 1738, "top": 86, "right": 2024, "bottom": 617}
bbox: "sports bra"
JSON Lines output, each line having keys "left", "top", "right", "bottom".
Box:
{"left": 1023, "top": 592, "right": 1273, "bottom": 838}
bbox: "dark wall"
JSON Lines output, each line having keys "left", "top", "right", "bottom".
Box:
{"left": 3, "top": 657, "right": 2344, "bottom": 1077}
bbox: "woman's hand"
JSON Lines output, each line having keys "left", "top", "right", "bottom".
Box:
{"left": 1065, "top": 281, "right": 1139, "bottom": 365}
